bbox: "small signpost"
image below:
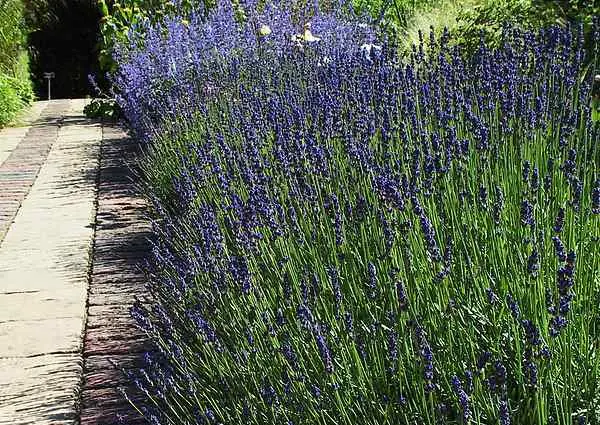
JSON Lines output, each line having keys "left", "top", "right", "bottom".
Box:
{"left": 43, "top": 72, "right": 55, "bottom": 100}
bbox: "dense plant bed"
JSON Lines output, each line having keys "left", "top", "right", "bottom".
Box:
{"left": 114, "top": 2, "right": 600, "bottom": 424}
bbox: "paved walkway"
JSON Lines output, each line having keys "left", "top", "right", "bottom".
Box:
{"left": 80, "top": 127, "right": 148, "bottom": 425}
{"left": 0, "top": 101, "right": 147, "bottom": 424}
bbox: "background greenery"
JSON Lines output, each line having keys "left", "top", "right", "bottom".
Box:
{"left": 96, "top": 0, "right": 600, "bottom": 71}
{"left": 0, "top": 0, "right": 33, "bottom": 127}
{"left": 24, "top": 0, "right": 102, "bottom": 99}
{"left": 395, "top": 0, "right": 600, "bottom": 53}
{"left": 2, "top": 0, "right": 598, "bottom": 126}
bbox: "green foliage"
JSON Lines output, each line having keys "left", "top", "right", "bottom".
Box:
{"left": 0, "top": 0, "right": 33, "bottom": 128}
{"left": 348, "top": 0, "right": 443, "bottom": 40}
{"left": 0, "top": 73, "right": 31, "bottom": 127}
{"left": 0, "top": 76, "right": 20, "bottom": 126}
{"left": 380, "top": 0, "right": 600, "bottom": 58}
{"left": 83, "top": 97, "right": 121, "bottom": 120}
{"left": 447, "top": 0, "right": 600, "bottom": 56}
{"left": 9, "top": 72, "right": 34, "bottom": 104}
{"left": 533, "top": 0, "right": 600, "bottom": 27}
{"left": 0, "top": 0, "right": 28, "bottom": 74}
{"left": 453, "top": 0, "right": 535, "bottom": 52}
{"left": 398, "top": 0, "right": 464, "bottom": 51}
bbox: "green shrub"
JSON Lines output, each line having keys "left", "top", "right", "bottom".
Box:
{"left": 0, "top": 74, "right": 24, "bottom": 127}
{"left": 533, "top": 0, "right": 600, "bottom": 27}
{"left": 0, "top": 0, "right": 27, "bottom": 74}
{"left": 0, "top": 0, "right": 33, "bottom": 127}
{"left": 452, "top": 0, "right": 535, "bottom": 53}
{"left": 11, "top": 74, "right": 34, "bottom": 104}
{"left": 83, "top": 97, "right": 121, "bottom": 121}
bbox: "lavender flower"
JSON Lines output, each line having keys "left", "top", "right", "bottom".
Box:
{"left": 478, "top": 184, "right": 488, "bottom": 207}
{"left": 489, "top": 361, "right": 507, "bottom": 392}
{"left": 531, "top": 167, "right": 539, "bottom": 192}
{"left": 451, "top": 375, "right": 472, "bottom": 423}
{"left": 493, "top": 186, "right": 504, "bottom": 224}
{"left": 506, "top": 294, "right": 521, "bottom": 319}
{"left": 552, "top": 236, "right": 567, "bottom": 261}
{"left": 464, "top": 370, "right": 474, "bottom": 394}
{"left": 549, "top": 315, "right": 568, "bottom": 337}
{"left": 553, "top": 207, "right": 565, "bottom": 233}
{"left": 374, "top": 172, "right": 405, "bottom": 210}
{"left": 379, "top": 210, "right": 395, "bottom": 253}
{"left": 327, "top": 266, "right": 342, "bottom": 316}
{"left": 366, "top": 262, "right": 378, "bottom": 299}
{"left": 562, "top": 148, "right": 577, "bottom": 177}
{"left": 396, "top": 280, "right": 409, "bottom": 311}
{"left": 230, "top": 255, "right": 253, "bottom": 294}
{"left": 344, "top": 311, "right": 354, "bottom": 335}
{"left": 549, "top": 250, "right": 576, "bottom": 337}
{"left": 523, "top": 348, "right": 538, "bottom": 387}
{"left": 499, "top": 400, "right": 510, "bottom": 425}
{"left": 486, "top": 287, "right": 500, "bottom": 305}
{"left": 314, "top": 325, "right": 334, "bottom": 374}
{"left": 326, "top": 194, "right": 344, "bottom": 246}
{"left": 412, "top": 323, "right": 435, "bottom": 393}
{"left": 527, "top": 249, "right": 540, "bottom": 276}
{"left": 521, "top": 319, "right": 541, "bottom": 346}
{"left": 387, "top": 329, "right": 398, "bottom": 371}
{"left": 520, "top": 199, "right": 534, "bottom": 227}
{"left": 418, "top": 212, "right": 442, "bottom": 261}
{"left": 592, "top": 179, "right": 600, "bottom": 214}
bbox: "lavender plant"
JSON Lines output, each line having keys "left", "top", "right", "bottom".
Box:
{"left": 114, "top": 2, "right": 600, "bottom": 424}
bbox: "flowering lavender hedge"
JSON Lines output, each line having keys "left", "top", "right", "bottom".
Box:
{"left": 114, "top": 3, "right": 600, "bottom": 424}
{"left": 112, "top": 0, "right": 375, "bottom": 142}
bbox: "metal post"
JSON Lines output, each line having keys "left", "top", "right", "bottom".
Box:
{"left": 43, "top": 72, "right": 55, "bottom": 101}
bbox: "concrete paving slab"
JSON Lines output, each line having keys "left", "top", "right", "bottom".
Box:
{"left": 0, "top": 354, "right": 82, "bottom": 425}
{"left": 0, "top": 288, "right": 86, "bottom": 322}
{"left": 0, "top": 317, "right": 84, "bottom": 358}
{"left": 0, "top": 99, "right": 101, "bottom": 425}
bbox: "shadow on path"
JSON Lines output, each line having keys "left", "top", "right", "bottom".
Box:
{"left": 79, "top": 126, "right": 150, "bottom": 425}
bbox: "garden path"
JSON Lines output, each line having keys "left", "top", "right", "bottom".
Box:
{"left": 0, "top": 100, "right": 147, "bottom": 424}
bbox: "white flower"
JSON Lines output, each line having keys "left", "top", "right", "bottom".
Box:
{"left": 303, "top": 29, "right": 321, "bottom": 43}
{"left": 293, "top": 23, "right": 320, "bottom": 43}
{"left": 258, "top": 24, "right": 272, "bottom": 37}
{"left": 317, "top": 55, "right": 332, "bottom": 67}
{"left": 360, "top": 43, "right": 382, "bottom": 56}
